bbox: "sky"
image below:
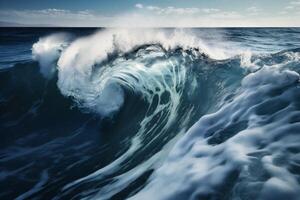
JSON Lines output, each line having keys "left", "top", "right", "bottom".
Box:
{"left": 0, "top": 0, "right": 299, "bottom": 27}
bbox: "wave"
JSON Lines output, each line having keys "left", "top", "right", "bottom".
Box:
{"left": 2, "top": 28, "right": 300, "bottom": 199}
{"left": 32, "top": 29, "right": 245, "bottom": 117}
{"left": 29, "top": 28, "right": 246, "bottom": 199}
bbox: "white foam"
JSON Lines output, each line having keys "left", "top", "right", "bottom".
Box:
{"left": 129, "top": 67, "right": 300, "bottom": 200}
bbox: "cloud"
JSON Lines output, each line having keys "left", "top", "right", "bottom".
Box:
{"left": 159, "top": 7, "right": 200, "bottom": 15}
{"left": 285, "top": 6, "right": 294, "bottom": 10}
{"left": 247, "top": 6, "right": 261, "bottom": 13}
{"left": 0, "top": 4, "right": 299, "bottom": 27}
{"left": 111, "top": 11, "right": 300, "bottom": 27}
{"left": 246, "top": 6, "right": 262, "bottom": 16}
{"left": 0, "top": 8, "right": 111, "bottom": 26}
{"left": 284, "top": 1, "right": 300, "bottom": 10}
{"left": 135, "top": 4, "right": 143, "bottom": 9}
{"left": 146, "top": 6, "right": 200, "bottom": 15}
{"left": 209, "top": 11, "right": 241, "bottom": 19}
{"left": 133, "top": 4, "right": 241, "bottom": 20}
{"left": 146, "top": 6, "right": 161, "bottom": 12}
{"left": 281, "top": 1, "right": 300, "bottom": 16}
{"left": 279, "top": 11, "right": 288, "bottom": 15}
{"left": 290, "top": 0, "right": 300, "bottom": 5}
{"left": 202, "top": 8, "right": 220, "bottom": 14}
{"left": 8, "top": 9, "right": 94, "bottom": 19}
{"left": 134, "top": 4, "right": 221, "bottom": 15}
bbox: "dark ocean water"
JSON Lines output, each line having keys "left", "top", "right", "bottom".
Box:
{"left": 1, "top": 28, "right": 300, "bottom": 200}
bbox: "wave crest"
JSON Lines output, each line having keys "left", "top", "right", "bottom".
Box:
{"left": 32, "top": 29, "right": 230, "bottom": 117}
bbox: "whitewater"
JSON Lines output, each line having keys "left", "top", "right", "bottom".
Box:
{"left": 1, "top": 28, "right": 300, "bottom": 200}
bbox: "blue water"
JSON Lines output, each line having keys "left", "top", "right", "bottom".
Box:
{"left": 1, "top": 28, "right": 300, "bottom": 200}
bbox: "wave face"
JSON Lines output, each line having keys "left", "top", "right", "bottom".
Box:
{"left": 1, "top": 28, "right": 300, "bottom": 200}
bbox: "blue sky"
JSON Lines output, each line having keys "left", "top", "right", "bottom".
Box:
{"left": 0, "top": 0, "right": 299, "bottom": 26}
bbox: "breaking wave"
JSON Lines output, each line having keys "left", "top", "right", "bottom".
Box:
{"left": 1, "top": 28, "right": 300, "bottom": 200}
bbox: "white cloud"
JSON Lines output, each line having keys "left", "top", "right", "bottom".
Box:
{"left": 1, "top": 9, "right": 95, "bottom": 19}
{"left": 285, "top": 6, "right": 294, "bottom": 10}
{"left": 290, "top": 0, "right": 300, "bottom": 5}
{"left": 246, "top": 6, "right": 262, "bottom": 16}
{"left": 146, "top": 6, "right": 161, "bottom": 12}
{"left": 247, "top": 6, "right": 261, "bottom": 13}
{"left": 0, "top": 9, "right": 111, "bottom": 26}
{"left": 111, "top": 11, "right": 300, "bottom": 27}
{"left": 202, "top": 8, "right": 220, "bottom": 14}
{"left": 281, "top": 1, "right": 300, "bottom": 16}
{"left": 279, "top": 11, "right": 288, "bottom": 15}
{"left": 135, "top": 5, "right": 224, "bottom": 15}
{"left": 0, "top": 4, "right": 299, "bottom": 27}
{"left": 284, "top": 1, "right": 300, "bottom": 10}
{"left": 209, "top": 11, "right": 241, "bottom": 19}
{"left": 162, "top": 7, "right": 200, "bottom": 15}
{"left": 135, "top": 4, "right": 143, "bottom": 9}
{"left": 144, "top": 6, "right": 200, "bottom": 15}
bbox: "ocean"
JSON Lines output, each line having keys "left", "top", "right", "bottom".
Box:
{"left": 1, "top": 28, "right": 300, "bottom": 200}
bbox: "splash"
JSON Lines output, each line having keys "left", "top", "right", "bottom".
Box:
{"left": 32, "top": 33, "right": 71, "bottom": 78}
